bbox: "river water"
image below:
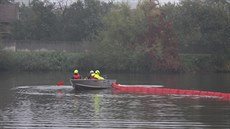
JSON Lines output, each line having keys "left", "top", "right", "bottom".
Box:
{"left": 0, "top": 71, "right": 230, "bottom": 129}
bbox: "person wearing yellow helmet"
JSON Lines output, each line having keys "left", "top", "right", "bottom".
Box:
{"left": 93, "top": 70, "right": 104, "bottom": 80}
{"left": 72, "top": 69, "right": 81, "bottom": 79}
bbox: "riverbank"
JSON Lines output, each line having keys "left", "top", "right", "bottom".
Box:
{"left": 180, "top": 54, "right": 230, "bottom": 73}
{"left": 0, "top": 51, "right": 83, "bottom": 71}
{"left": 0, "top": 51, "right": 229, "bottom": 73}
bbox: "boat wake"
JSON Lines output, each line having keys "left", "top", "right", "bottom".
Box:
{"left": 11, "top": 85, "right": 74, "bottom": 96}
{"left": 13, "top": 85, "right": 73, "bottom": 90}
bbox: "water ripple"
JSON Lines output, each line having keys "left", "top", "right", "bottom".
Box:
{"left": 1, "top": 120, "right": 220, "bottom": 129}
{"left": 1, "top": 86, "right": 230, "bottom": 129}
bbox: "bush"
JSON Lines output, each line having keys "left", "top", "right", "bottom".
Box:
{"left": 179, "top": 54, "right": 228, "bottom": 72}
{"left": 11, "top": 52, "right": 83, "bottom": 71}
{"left": 0, "top": 51, "right": 229, "bottom": 73}
{"left": 0, "top": 50, "right": 13, "bottom": 70}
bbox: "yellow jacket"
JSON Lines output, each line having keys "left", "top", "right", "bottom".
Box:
{"left": 93, "top": 74, "right": 104, "bottom": 80}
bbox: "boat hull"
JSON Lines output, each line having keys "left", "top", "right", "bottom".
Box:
{"left": 70, "top": 79, "right": 116, "bottom": 90}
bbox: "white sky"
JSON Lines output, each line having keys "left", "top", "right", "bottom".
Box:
{"left": 112, "top": 0, "right": 180, "bottom": 8}
{"left": 102, "top": 0, "right": 180, "bottom": 8}
{"left": 104, "top": 0, "right": 179, "bottom": 4}
{"left": 159, "top": 0, "right": 179, "bottom": 3}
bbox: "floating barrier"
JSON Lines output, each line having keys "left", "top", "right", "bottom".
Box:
{"left": 112, "top": 83, "right": 230, "bottom": 101}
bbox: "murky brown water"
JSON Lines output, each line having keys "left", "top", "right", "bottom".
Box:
{"left": 0, "top": 71, "right": 230, "bottom": 128}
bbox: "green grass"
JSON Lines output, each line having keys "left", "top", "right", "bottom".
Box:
{"left": 0, "top": 52, "right": 229, "bottom": 73}
{"left": 3, "top": 52, "right": 83, "bottom": 71}
{"left": 179, "top": 54, "right": 230, "bottom": 72}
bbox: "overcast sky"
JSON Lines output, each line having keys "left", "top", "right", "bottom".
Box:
{"left": 159, "top": 0, "right": 179, "bottom": 3}
{"left": 110, "top": 0, "right": 179, "bottom": 8}
{"left": 101, "top": 0, "right": 180, "bottom": 8}
{"left": 104, "top": 0, "right": 179, "bottom": 4}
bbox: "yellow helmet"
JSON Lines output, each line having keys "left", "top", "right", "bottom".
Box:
{"left": 74, "top": 70, "right": 79, "bottom": 74}
{"left": 95, "top": 70, "right": 100, "bottom": 74}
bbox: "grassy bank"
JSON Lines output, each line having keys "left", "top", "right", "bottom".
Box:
{"left": 0, "top": 51, "right": 83, "bottom": 71}
{"left": 0, "top": 51, "right": 229, "bottom": 73}
{"left": 180, "top": 54, "right": 230, "bottom": 73}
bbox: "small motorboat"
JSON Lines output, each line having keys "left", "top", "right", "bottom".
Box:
{"left": 70, "top": 79, "right": 116, "bottom": 90}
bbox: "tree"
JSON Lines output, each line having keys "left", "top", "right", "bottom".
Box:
{"left": 13, "top": 0, "right": 114, "bottom": 41}
{"left": 0, "top": 0, "right": 13, "bottom": 4}
{"left": 59, "top": 0, "right": 86, "bottom": 41}
{"left": 60, "top": 0, "right": 113, "bottom": 41}
{"left": 13, "top": 0, "right": 57, "bottom": 40}
{"left": 137, "top": 0, "right": 180, "bottom": 71}
{"left": 95, "top": 0, "right": 180, "bottom": 72}
{"left": 162, "top": 0, "right": 230, "bottom": 55}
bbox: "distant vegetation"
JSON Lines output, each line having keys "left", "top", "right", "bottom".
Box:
{"left": 162, "top": 0, "right": 230, "bottom": 55}
{"left": 13, "top": 0, "right": 113, "bottom": 41}
{"left": 0, "top": 0, "right": 229, "bottom": 73}
{"left": 0, "top": 52, "right": 228, "bottom": 72}
{"left": 0, "top": 40, "right": 11, "bottom": 71}
{"left": 10, "top": 52, "right": 83, "bottom": 71}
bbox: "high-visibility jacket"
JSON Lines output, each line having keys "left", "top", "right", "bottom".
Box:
{"left": 87, "top": 73, "right": 95, "bottom": 79}
{"left": 93, "top": 74, "right": 104, "bottom": 80}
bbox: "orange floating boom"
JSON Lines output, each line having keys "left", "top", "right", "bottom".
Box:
{"left": 112, "top": 83, "right": 230, "bottom": 101}
{"left": 56, "top": 81, "right": 64, "bottom": 86}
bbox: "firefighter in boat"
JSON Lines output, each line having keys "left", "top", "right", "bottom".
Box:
{"left": 72, "top": 69, "right": 81, "bottom": 79}
{"left": 93, "top": 70, "right": 104, "bottom": 80}
{"left": 87, "top": 70, "right": 95, "bottom": 79}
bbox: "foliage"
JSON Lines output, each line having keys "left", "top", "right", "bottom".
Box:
{"left": 139, "top": 0, "right": 180, "bottom": 71}
{"left": 180, "top": 54, "right": 213, "bottom": 72}
{"left": 0, "top": 51, "right": 229, "bottom": 73}
{"left": 90, "top": 0, "right": 181, "bottom": 72}
{"left": 1, "top": 0, "right": 229, "bottom": 73}
{"left": 13, "top": 0, "right": 57, "bottom": 40}
{"left": 0, "top": 50, "right": 13, "bottom": 70}
{"left": 180, "top": 54, "right": 230, "bottom": 72}
{"left": 11, "top": 52, "right": 83, "bottom": 71}
{"left": 0, "top": 0, "right": 13, "bottom": 4}
{"left": 13, "top": 0, "right": 114, "bottom": 41}
{"left": 161, "top": 0, "right": 230, "bottom": 55}
{"left": 0, "top": 33, "right": 10, "bottom": 70}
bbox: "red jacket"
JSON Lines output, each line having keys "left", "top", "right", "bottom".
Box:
{"left": 72, "top": 74, "right": 81, "bottom": 79}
